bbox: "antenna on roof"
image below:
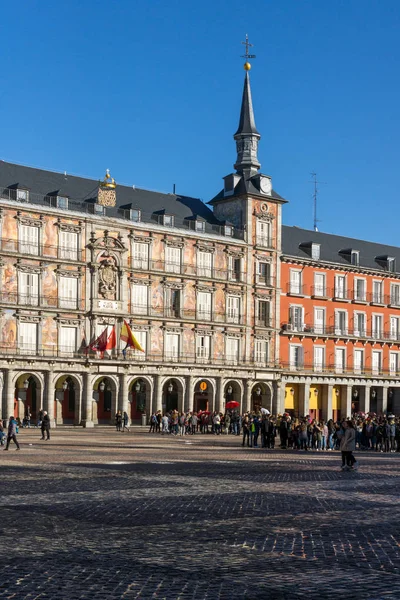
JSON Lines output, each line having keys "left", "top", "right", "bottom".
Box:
{"left": 173, "top": 183, "right": 176, "bottom": 194}
{"left": 310, "top": 172, "right": 326, "bottom": 232}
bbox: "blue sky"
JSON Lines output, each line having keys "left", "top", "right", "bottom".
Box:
{"left": 2, "top": 0, "right": 400, "bottom": 244}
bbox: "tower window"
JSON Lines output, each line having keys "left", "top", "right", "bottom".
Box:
{"left": 311, "top": 244, "right": 320, "bottom": 260}
{"left": 351, "top": 251, "right": 359, "bottom": 266}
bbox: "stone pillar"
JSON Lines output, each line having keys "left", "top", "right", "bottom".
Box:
{"left": 74, "top": 383, "right": 82, "bottom": 426}
{"left": 17, "top": 389, "right": 26, "bottom": 421}
{"left": 274, "top": 381, "right": 285, "bottom": 416}
{"left": 299, "top": 382, "right": 310, "bottom": 418}
{"left": 324, "top": 384, "right": 333, "bottom": 421}
{"left": 110, "top": 381, "right": 118, "bottom": 425}
{"left": 155, "top": 375, "right": 163, "bottom": 413}
{"left": 345, "top": 385, "right": 352, "bottom": 418}
{"left": 82, "top": 373, "right": 94, "bottom": 427}
{"left": 381, "top": 386, "right": 388, "bottom": 416}
{"left": 216, "top": 377, "right": 224, "bottom": 413}
{"left": 185, "top": 375, "right": 193, "bottom": 412}
{"left": 243, "top": 380, "right": 252, "bottom": 413}
{"left": 363, "top": 385, "right": 371, "bottom": 415}
{"left": 5, "top": 370, "right": 15, "bottom": 425}
{"left": 45, "top": 371, "right": 56, "bottom": 427}
{"left": 55, "top": 390, "right": 64, "bottom": 425}
{"left": 119, "top": 373, "right": 128, "bottom": 415}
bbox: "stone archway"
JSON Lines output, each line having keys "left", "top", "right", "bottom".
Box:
{"left": 92, "top": 377, "right": 118, "bottom": 424}
{"left": 163, "top": 378, "right": 184, "bottom": 413}
{"left": 252, "top": 383, "right": 272, "bottom": 413}
{"left": 54, "top": 375, "right": 82, "bottom": 425}
{"left": 224, "top": 380, "right": 243, "bottom": 413}
{"left": 130, "top": 377, "right": 149, "bottom": 422}
{"left": 193, "top": 379, "right": 214, "bottom": 413}
{"left": 14, "top": 373, "right": 43, "bottom": 423}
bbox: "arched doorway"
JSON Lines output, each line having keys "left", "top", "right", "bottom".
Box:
{"left": 15, "top": 375, "right": 39, "bottom": 422}
{"left": 163, "top": 380, "right": 179, "bottom": 413}
{"left": 97, "top": 378, "right": 112, "bottom": 423}
{"left": 224, "top": 381, "right": 241, "bottom": 413}
{"left": 131, "top": 378, "right": 147, "bottom": 422}
{"left": 193, "top": 380, "right": 210, "bottom": 412}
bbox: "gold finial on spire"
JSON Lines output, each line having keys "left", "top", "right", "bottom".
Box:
{"left": 101, "top": 169, "right": 116, "bottom": 189}
{"left": 241, "top": 33, "right": 256, "bottom": 70}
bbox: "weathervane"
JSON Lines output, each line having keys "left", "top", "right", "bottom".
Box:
{"left": 241, "top": 34, "right": 256, "bottom": 60}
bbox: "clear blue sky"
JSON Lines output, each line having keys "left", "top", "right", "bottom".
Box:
{"left": 2, "top": 0, "right": 400, "bottom": 244}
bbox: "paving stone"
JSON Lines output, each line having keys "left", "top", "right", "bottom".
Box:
{"left": 0, "top": 429, "right": 399, "bottom": 599}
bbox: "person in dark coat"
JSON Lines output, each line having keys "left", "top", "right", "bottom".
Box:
{"left": 280, "top": 417, "right": 289, "bottom": 449}
{"left": 41, "top": 411, "right": 50, "bottom": 440}
{"left": 4, "top": 416, "right": 20, "bottom": 450}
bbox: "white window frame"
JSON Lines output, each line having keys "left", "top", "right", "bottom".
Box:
{"left": 59, "top": 230, "right": 79, "bottom": 261}
{"left": 19, "top": 224, "right": 39, "bottom": 256}
{"left": 353, "top": 349, "right": 364, "bottom": 374}
{"left": 372, "top": 280, "right": 383, "bottom": 304}
{"left": 372, "top": 350, "right": 382, "bottom": 375}
{"left": 59, "top": 276, "right": 78, "bottom": 309}
{"left": 289, "top": 269, "right": 302, "bottom": 295}
{"left": 165, "top": 332, "right": 180, "bottom": 362}
{"left": 390, "top": 283, "right": 400, "bottom": 307}
{"left": 255, "top": 339, "right": 268, "bottom": 365}
{"left": 389, "top": 351, "right": 399, "bottom": 375}
{"left": 196, "top": 334, "right": 211, "bottom": 362}
{"left": 131, "top": 284, "right": 148, "bottom": 315}
{"left": 257, "top": 300, "right": 270, "bottom": 327}
{"left": 354, "top": 277, "right": 366, "bottom": 302}
{"left": 371, "top": 313, "right": 383, "bottom": 339}
{"left": 18, "top": 271, "right": 39, "bottom": 306}
{"left": 334, "top": 274, "right": 346, "bottom": 299}
{"left": 133, "top": 242, "right": 149, "bottom": 270}
{"left": 59, "top": 326, "right": 77, "bottom": 356}
{"left": 197, "top": 251, "right": 212, "bottom": 278}
{"left": 390, "top": 316, "right": 400, "bottom": 341}
{"left": 314, "top": 307, "right": 325, "bottom": 334}
{"left": 335, "top": 347, "right": 346, "bottom": 373}
{"left": 19, "top": 321, "right": 38, "bottom": 354}
{"left": 334, "top": 309, "right": 348, "bottom": 335}
{"left": 226, "top": 337, "right": 240, "bottom": 365}
{"left": 289, "top": 305, "right": 304, "bottom": 332}
{"left": 313, "top": 346, "right": 325, "bottom": 372}
{"left": 228, "top": 256, "right": 242, "bottom": 282}
{"left": 313, "top": 272, "right": 326, "bottom": 297}
{"left": 257, "top": 261, "right": 270, "bottom": 285}
{"left": 256, "top": 220, "right": 271, "bottom": 247}
{"left": 289, "top": 344, "right": 303, "bottom": 371}
{"left": 311, "top": 243, "right": 320, "bottom": 260}
{"left": 165, "top": 246, "right": 181, "bottom": 274}
{"left": 125, "top": 329, "right": 147, "bottom": 361}
{"left": 226, "top": 295, "right": 240, "bottom": 324}
{"left": 353, "top": 311, "right": 366, "bottom": 337}
{"left": 197, "top": 291, "right": 212, "bottom": 321}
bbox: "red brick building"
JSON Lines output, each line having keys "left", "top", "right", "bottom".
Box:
{"left": 279, "top": 226, "right": 400, "bottom": 420}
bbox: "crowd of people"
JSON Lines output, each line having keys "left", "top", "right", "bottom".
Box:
{"left": 147, "top": 409, "right": 400, "bottom": 470}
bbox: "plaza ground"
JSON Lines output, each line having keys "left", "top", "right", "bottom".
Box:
{"left": 1, "top": 429, "right": 399, "bottom": 600}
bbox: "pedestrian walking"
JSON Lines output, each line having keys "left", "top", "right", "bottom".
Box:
{"left": 122, "top": 411, "right": 130, "bottom": 432}
{"left": 115, "top": 411, "right": 122, "bottom": 432}
{"left": 339, "top": 420, "right": 358, "bottom": 470}
{"left": 41, "top": 411, "right": 51, "bottom": 440}
{"left": 4, "top": 416, "right": 20, "bottom": 450}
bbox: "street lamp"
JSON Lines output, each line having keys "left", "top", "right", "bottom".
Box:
{"left": 335, "top": 388, "right": 340, "bottom": 397}
{"left": 227, "top": 385, "right": 233, "bottom": 396}
{"left": 23, "top": 379, "right": 29, "bottom": 390}
{"left": 135, "top": 381, "right": 141, "bottom": 393}
{"left": 255, "top": 386, "right": 262, "bottom": 396}
{"left": 168, "top": 382, "right": 173, "bottom": 394}
{"left": 99, "top": 381, "right": 105, "bottom": 392}
{"left": 62, "top": 380, "right": 68, "bottom": 391}
{"left": 371, "top": 389, "right": 377, "bottom": 399}
{"left": 353, "top": 388, "right": 359, "bottom": 399}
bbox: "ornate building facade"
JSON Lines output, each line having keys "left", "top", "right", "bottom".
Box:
{"left": 0, "top": 65, "right": 285, "bottom": 425}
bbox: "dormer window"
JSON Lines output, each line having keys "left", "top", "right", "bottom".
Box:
{"left": 351, "top": 250, "right": 359, "bottom": 266}
{"left": 163, "top": 214, "right": 174, "bottom": 227}
{"left": 17, "top": 188, "right": 29, "bottom": 202}
{"left": 224, "top": 225, "right": 233, "bottom": 237}
{"left": 311, "top": 243, "right": 320, "bottom": 260}
{"left": 57, "top": 196, "right": 69, "bottom": 209}
{"left": 91, "top": 203, "right": 105, "bottom": 216}
{"left": 195, "top": 220, "right": 205, "bottom": 233}
{"left": 129, "top": 208, "right": 141, "bottom": 223}
{"left": 375, "top": 254, "right": 396, "bottom": 272}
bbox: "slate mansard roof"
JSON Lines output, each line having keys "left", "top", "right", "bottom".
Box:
{"left": 0, "top": 160, "right": 222, "bottom": 228}
{"left": 282, "top": 225, "right": 400, "bottom": 274}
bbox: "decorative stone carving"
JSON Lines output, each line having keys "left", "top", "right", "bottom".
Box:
{"left": 97, "top": 187, "right": 116, "bottom": 207}
{"left": 98, "top": 252, "right": 118, "bottom": 300}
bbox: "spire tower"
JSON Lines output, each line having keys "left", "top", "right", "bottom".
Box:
{"left": 234, "top": 68, "right": 261, "bottom": 174}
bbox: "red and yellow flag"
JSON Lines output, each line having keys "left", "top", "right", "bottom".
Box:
{"left": 120, "top": 320, "right": 144, "bottom": 352}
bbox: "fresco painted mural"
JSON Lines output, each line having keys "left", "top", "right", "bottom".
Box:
{"left": 1, "top": 310, "right": 16, "bottom": 349}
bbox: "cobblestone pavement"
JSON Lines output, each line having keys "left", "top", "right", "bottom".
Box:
{"left": 1, "top": 429, "right": 399, "bottom": 600}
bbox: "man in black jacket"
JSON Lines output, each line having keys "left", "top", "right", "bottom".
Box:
{"left": 41, "top": 411, "right": 50, "bottom": 440}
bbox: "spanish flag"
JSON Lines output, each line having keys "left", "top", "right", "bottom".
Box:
{"left": 120, "top": 320, "right": 144, "bottom": 352}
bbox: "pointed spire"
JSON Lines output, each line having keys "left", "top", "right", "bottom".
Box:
{"left": 234, "top": 71, "right": 260, "bottom": 137}
{"left": 234, "top": 69, "right": 261, "bottom": 175}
